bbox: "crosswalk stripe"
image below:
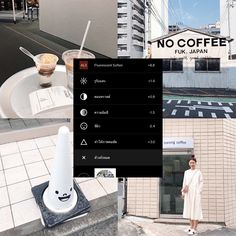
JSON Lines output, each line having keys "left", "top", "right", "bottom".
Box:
{"left": 167, "top": 100, "right": 172, "bottom": 104}
{"left": 187, "top": 100, "right": 191, "bottom": 104}
{"left": 185, "top": 110, "right": 190, "bottom": 116}
{"left": 198, "top": 101, "right": 201, "bottom": 105}
{"left": 218, "top": 102, "right": 222, "bottom": 106}
{"left": 171, "top": 109, "right": 177, "bottom": 115}
{"left": 198, "top": 111, "right": 203, "bottom": 117}
{"left": 229, "top": 103, "right": 233, "bottom": 106}
{"left": 177, "top": 100, "right": 181, "bottom": 104}
{"left": 211, "top": 113, "right": 217, "bottom": 118}
{"left": 208, "top": 102, "right": 212, "bottom": 105}
{"left": 225, "top": 114, "right": 231, "bottom": 118}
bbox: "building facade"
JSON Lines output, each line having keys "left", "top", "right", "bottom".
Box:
{"left": 150, "top": 28, "right": 236, "bottom": 89}
{"left": 127, "top": 119, "right": 236, "bottom": 226}
{"left": 117, "top": 0, "right": 168, "bottom": 58}
{"left": 220, "top": 0, "right": 236, "bottom": 59}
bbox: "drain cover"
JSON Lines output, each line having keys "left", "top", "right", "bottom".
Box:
{"left": 32, "top": 180, "right": 90, "bottom": 227}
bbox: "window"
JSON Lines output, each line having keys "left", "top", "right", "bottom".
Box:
{"left": 163, "top": 59, "right": 183, "bottom": 72}
{"left": 195, "top": 58, "right": 220, "bottom": 72}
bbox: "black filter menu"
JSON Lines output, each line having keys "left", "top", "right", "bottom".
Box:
{"left": 74, "top": 59, "right": 163, "bottom": 177}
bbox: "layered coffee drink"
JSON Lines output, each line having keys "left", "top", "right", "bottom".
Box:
{"left": 62, "top": 50, "right": 95, "bottom": 89}
{"left": 35, "top": 53, "right": 59, "bottom": 87}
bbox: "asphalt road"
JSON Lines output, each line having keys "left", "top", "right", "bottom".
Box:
{"left": 163, "top": 99, "right": 236, "bottom": 118}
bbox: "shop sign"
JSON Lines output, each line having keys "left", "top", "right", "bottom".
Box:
{"left": 163, "top": 138, "right": 194, "bottom": 149}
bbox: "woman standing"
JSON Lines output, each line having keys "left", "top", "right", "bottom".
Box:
{"left": 181, "top": 156, "right": 203, "bottom": 235}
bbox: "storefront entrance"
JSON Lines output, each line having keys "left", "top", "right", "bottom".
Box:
{"left": 160, "top": 152, "right": 191, "bottom": 216}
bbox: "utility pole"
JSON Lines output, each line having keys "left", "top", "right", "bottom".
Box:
{"left": 143, "top": 0, "right": 150, "bottom": 58}
{"left": 227, "top": 0, "right": 234, "bottom": 60}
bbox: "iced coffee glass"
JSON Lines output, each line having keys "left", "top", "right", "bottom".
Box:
{"left": 35, "top": 53, "right": 59, "bottom": 88}
{"left": 62, "top": 50, "right": 95, "bottom": 89}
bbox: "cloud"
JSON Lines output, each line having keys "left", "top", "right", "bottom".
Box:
{"left": 193, "top": 1, "right": 200, "bottom": 7}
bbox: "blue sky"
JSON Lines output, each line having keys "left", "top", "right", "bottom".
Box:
{"left": 168, "top": 0, "right": 220, "bottom": 28}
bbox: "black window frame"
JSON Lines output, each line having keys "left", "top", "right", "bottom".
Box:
{"left": 163, "top": 58, "right": 183, "bottom": 72}
{"left": 195, "top": 58, "right": 220, "bottom": 72}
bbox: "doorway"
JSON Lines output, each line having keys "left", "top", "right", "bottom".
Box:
{"left": 160, "top": 152, "right": 191, "bottom": 216}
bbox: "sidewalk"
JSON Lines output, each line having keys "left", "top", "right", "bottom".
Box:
{"left": 163, "top": 88, "right": 236, "bottom": 98}
{"left": 119, "top": 216, "right": 236, "bottom": 236}
{"left": 0, "top": 134, "right": 118, "bottom": 235}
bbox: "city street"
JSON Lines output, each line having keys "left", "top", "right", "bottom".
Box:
{"left": 163, "top": 98, "right": 236, "bottom": 118}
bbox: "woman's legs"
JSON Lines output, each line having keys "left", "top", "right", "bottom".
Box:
{"left": 193, "top": 220, "right": 199, "bottom": 231}
{"left": 190, "top": 220, "right": 194, "bottom": 229}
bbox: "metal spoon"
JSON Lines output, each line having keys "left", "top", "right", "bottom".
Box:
{"left": 19, "top": 47, "right": 38, "bottom": 63}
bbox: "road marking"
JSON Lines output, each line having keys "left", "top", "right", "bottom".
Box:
{"left": 198, "top": 111, "right": 203, "bottom": 117}
{"left": 208, "top": 102, "right": 212, "bottom": 105}
{"left": 187, "top": 100, "right": 191, "bottom": 104}
{"left": 218, "top": 102, "right": 222, "bottom": 106}
{"left": 167, "top": 100, "right": 172, "bottom": 104}
{"left": 171, "top": 109, "right": 177, "bottom": 115}
{"left": 225, "top": 114, "right": 231, "bottom": 118}
{"left": 185, "top": 110, "right": 190, "bottom": 116}
{"left": 162, "top": 109, "right": 165, "bottom": 112}
{"left": 176, "top": 105, "right": 233, "bottom": 113}
{"left": 211, "top": 113, "right": 217, "bottom": 118}
{"left": 177, "top": 100, "right": 181, "bottom": 104}
{"left": 229, "top": 103, "right": 233, "bottom": 106}
{"left": 198, "top": 101, "right": 201, "bottom": 105}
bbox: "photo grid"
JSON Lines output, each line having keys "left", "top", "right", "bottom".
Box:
{"left": 1, "top": 0, "right": 236, "bottom": 235}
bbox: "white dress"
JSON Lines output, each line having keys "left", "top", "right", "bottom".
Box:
{"left": 182, "top": 169, "right": 203, "bottom": 220}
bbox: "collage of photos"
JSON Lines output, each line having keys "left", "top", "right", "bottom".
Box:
{"left": 0, "top": 0, "right": 236, "bottom": 236}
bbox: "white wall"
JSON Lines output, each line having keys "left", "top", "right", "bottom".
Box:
{"left": 39, "top": 0, "right": 117, "bottom": 58}
{"left": 150, "top": 0, "right": 168, "bottom": 39}
{"left": 163, "top": 60, "right": 236, "bottom": 89}
{"left": 220, "top": 0, "right": 236, "bottom": 56}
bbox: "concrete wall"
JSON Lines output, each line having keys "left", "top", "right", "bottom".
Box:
{"left": 39, "top": 0, "right": 117, "bottom": 58}
{"left": 163, "top": 60, "right": 236, "bottom": 89}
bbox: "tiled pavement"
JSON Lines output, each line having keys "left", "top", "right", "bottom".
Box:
{"left": 0, "top": 133, "right": 118, "bottom": 233}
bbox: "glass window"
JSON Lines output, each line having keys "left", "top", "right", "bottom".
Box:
{"left": 163, "top": 59, "right": 183, "bottom": 72}
{"left": 208, "top": 58, "right": 220, "bottom": 71}
{"left": 160, "top": 153, "right": 191, "bottom": 215}
{"left": 195, "top": 58, "right": 220, "bottom": 72}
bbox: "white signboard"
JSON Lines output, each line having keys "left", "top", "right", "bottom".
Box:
{"left": 163, "top": 138, "right": 194, "bottom": 149}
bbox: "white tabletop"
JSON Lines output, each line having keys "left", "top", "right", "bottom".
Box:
{"left": 0, "top": 65, "right": 73, "bottom": 118}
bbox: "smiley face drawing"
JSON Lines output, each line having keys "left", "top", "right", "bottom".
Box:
{"left": 55, "top": 187, "right": 73, "bottom": 202}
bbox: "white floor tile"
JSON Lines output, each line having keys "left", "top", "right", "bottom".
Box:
{"left": 7, "top": 180, "right": 33, "bottom": 204}
{"left": 17, "top": 139, "right": 37, "bottom": 152}
{"left": 97, "top": 178, "right": 118, "bottom": 194}
{"left": 2, "top": 153, "right": 23, "bottom": 169}
{"left": 0, "top": 160, "right": 2, "bottom": 171}
{"left": 11, "top": 199, "right": 41, "bottom": 227}
{"left": 21, "top": 149, "right": 42, "bottom": 164}
{"left": 39, "top": 146, "right": 56, "bottom": 160}
{"left": 30, "top": 175, "right": 50, "bottom": 187}
{"left": 79, "top": 179, "right": 107, "bottom": 201}
{"left": 75, "top": 178, "right": 93, "bottom": 183}
{"left": 0, "top": 187, "right": 10, "bottom": 207}
{"left": 0, "top": 142, "right": 19, "bottom": 156}
{"left": 25, "top": 162, "right": 48, "bottom": 179}
{"left": 4, "top": 166, "right": 28, "bottom": 185}
{"left": 0, "top": 171, "right": 6, "bottom": 187}
{"left": 44, "top": 159, "right": 53, "bottom": 173}
{"left": 34, "top": 137, "right": 54, "bottom": 149}
{"left": 49, "top": 135, "right": 57, "bottom": 145}
{"left": 0, "top": 206, "right": 14, "bottom": 232}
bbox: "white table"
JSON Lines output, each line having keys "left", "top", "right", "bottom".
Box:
{"left": 0, "top": 65, "right": 73, "bottom": 118}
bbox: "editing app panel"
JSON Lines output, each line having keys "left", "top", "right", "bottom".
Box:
{"left": 74, "top": 59, "right": 163, "bottom": 177}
